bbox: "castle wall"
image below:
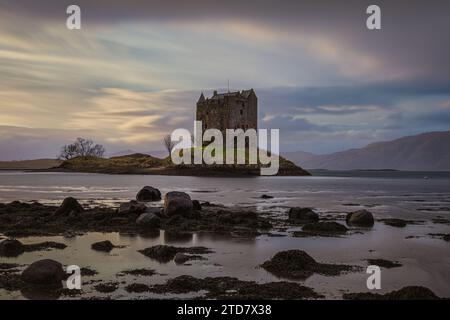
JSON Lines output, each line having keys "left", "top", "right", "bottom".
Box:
{"left": 196, "top": 90, "right": 257, "bottom": 137}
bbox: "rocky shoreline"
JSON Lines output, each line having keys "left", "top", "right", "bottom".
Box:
{"left": 1, "top": 186, "right": 448, "bottom": 300}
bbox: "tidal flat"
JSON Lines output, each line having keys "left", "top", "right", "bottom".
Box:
{"left": 0, "top": 171, "right": 449, "bottom": 300}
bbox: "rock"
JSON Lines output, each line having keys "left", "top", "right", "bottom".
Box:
{"left": 118, "top": 200, "right": 147, "bottom": 215}
{"left": 91, "top": 240, "right": 114, "bottom": 252}
{"left": 174, "top": 252, "right": 190, "bottom": 264}
{"left": 343, "top": 286, "right": 439, "bottom": 300}
{"left": 288, "top": 207, "right": 319, "bottom": 223}
{"left": 444, "top": 234, "right": 450, "bottom": 242}
{"left": 21, "top": 259, "right": 65, "bottom": 286}
{"left": 138, "top": 245, "right": 212, "bottom": 263}
{"left": 136, "top": 186, "right": 161, "bottom": 202}
{"left": 262, "top": 250, "right": 317, "bottom": 279}
{"left": 95, "top": 282, "right": 119, "bottom": 293}
{"left": 145, "top": 206, "right": 163, "bottom": 217}
{"left": 261, "top": 194, "right": 273, "bottom": 199}
{"left": 192, "top": 200, "right": 202, "bottom": 211}
{"left": 261, "top": 250, "right": 356, "bottom": 279}
{"left": 119, "top": 269, "right": 156, "bottom": 276}
{"left": 148, "top": 275, "right": 322, "bottom": 299}
{"left": 346, "top": 209, "right": 375, "bottom": 227}
{"left": 136, "top": 212, "right": 160, "bottom": 228}
{"left": 302, "top": 221, "right": 348, "bottom": 234}
{"left": 80, "top": 267, "right": 98, "bottom": 276}
{"left": 138, "top": 245, "right": 179, "bottom": 262}
{"left": 367, "top": 259, "right": 402, "bottom": 268}
{"left": 54, "top": 197, "right": 84, "bottom": 216}
{"left": 0, "top": 239, "right": 25, "bottom": 257}
{"left": 163, "top": 191, "right": 193, "bottom": 217}
{"left": 24, "top": 241, "right": 67, "bottom": 252}
{"left": 382, "top": 218, "right": 407, "bottom": 228}
{"left": 125, "top": 283, "right": 150, "bottom": 293}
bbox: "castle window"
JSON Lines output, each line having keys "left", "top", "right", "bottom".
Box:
{"left": 240, "top": 109, "right": 243, "bottom": 115}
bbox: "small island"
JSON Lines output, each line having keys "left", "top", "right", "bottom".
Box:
{"left": 48, "top": 153, "right": 310, "bottom": 176}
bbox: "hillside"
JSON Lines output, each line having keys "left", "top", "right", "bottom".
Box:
{"left": 285, "top": 131, "right": 450, "bottom": 171}
{"left": 56, "top": 152, "right": 310, "bottom": 176}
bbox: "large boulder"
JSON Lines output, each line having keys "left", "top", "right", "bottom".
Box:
{"left": 136, "top": 186, "right": 161, "bottom": 202}
{"left": 91, "top": 240, "right": 115, "bottom": 252}
{"left": 288, "top": 207, "right": 319, "bottom": 223}
{"left": 54, "top": 197, "right": 84, "bottom": 216}
{"left": 21, "top": 259, "right": 65, "bottom": 287}
{"left": 0, "top": 239, "right": 24, "bottom": 257}
{"left": 163, "top": 192, "right": 193, "bottom": 217}
{"left": 346, "top": 209, "right": 375, "bottom": 227}
{"left": 136, "top": 212, "right": 161, "bottom": 228}
{"left": 261, "top": 249, "right": 355, "bottom": 279}
{"left": 173, "top": 252, "right": 190, "bottom": 264}
{"left": 118, "top": 200, "right": 147, "bottom": 215}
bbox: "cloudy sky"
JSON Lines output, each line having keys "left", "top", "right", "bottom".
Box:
{"left": 1, "top": 0, "right": 450, "bottom": 160}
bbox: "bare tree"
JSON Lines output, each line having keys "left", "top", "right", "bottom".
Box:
{"left": 59, "top": 138, "right": 105, "bottom": 160}
{"left": 163, "top": 134, "right": 175, "bottom": 155}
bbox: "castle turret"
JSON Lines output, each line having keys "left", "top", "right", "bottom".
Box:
{"left": 198, "top": 92, "right": 205, "bottom": 103}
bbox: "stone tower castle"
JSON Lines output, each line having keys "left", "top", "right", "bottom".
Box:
{"left": 196, "top": 89, "right": 257, "bottom": 135}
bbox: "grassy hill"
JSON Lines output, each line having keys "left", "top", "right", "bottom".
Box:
{"left": 57, "top": 152, "right": 310, "bottom": 176}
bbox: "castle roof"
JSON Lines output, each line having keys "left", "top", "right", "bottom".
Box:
{"left": 209, "top": 89, "right": 254, "bottom": 100}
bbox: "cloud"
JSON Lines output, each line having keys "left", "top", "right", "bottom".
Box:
{"left": 1, "top": 1, "right": 450, "bottom": 158}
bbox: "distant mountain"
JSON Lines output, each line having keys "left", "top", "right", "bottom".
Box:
{"left": 285, "top": 131, "right": 450, "bottom": 171}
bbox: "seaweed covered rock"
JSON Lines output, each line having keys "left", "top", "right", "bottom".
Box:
{"left": 54, "top": 197, "right": 84, "bottom": 216}
{"left": 346, "top": 209, "right": 374, "bottom": 227}
{"left": 0, "top": 239, "right": 24, "bottom": 257}
{"left": 136, "top": 212, "right": 160, "bottom": 228}
{"left": 343, "top": 286, "right": 439, "bottom": 300}
{"left": 163, "top": 192, "right": 193, "bottom": 217}
{"left": 173, "top": 252, "right": 190, "bottom": 264}
{"left": 381, "top": 218, "right": 407, "bottom": 228}
{"left": 367, "top": 259, "right": 402, "bottom": 269}
{"left": 261, "top": 250, "right": 356, "bottom": 279}
{"left": 118, "top": 200, "right": 147, "bottom": 215}
{"left": 139, "top": 245, "right": 179, "bottom": 262}
{"left": 138, "top": 245, "right": 212, "bottom": 263}
{"left": 21, "top": 259, "right": 65, "bottom": 287}
{"left": 91, "top": 240, "right": 115, "bottom": 252}
{"left": 302, "top": 221, "right": 348, "bottom": 235}
{"left": 148, "top": 275, "right": 322, "bottom": 299}
{"left": 136, "top": 186, "right": 161, "bottom": 202}
{"left": 288, "top": 207, "right": 319, "bottom": 223}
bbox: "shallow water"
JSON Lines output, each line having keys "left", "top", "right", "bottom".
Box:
{"left": 0, "top": 171, "right": 449, "bottom": 299}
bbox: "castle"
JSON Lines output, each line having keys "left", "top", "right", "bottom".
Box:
{"left": 196, "top": 89, "right": 257, "bottom": 136}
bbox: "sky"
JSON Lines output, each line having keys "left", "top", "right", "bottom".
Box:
{"left": 0, "top": 0, "right": 450, "bottom": 160}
